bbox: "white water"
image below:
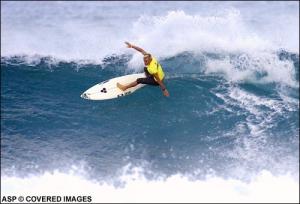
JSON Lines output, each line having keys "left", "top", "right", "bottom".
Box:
{"left": 205, "top": 52, "right": 298, "bottom": 87}
{"left": 1, "top": 1, "right": 299, "bottom": 62}
{"left": 1, "top": 166, "right": 299, "bottom": 203}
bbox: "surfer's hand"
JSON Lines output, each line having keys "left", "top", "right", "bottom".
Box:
{"left": 163, "top": 89, "right": 170, "bottom": 97}
{"left": 125, "top": 42, "right": 132, "bottom": 48}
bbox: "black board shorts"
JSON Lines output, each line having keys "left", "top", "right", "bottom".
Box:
{"left": 137, "top": 77, "right": 159, "bottom": 86}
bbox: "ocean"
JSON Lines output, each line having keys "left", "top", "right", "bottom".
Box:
{"left": 1, "top": 1, "right": 299, "bottom": 203}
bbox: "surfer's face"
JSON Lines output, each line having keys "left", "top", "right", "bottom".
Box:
{"left": 143, "top": 56, "right": 151, "bottom": 65}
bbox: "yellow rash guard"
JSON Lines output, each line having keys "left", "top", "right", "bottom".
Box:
{"left": 146, "top": 57, "right": 165, "bottom": 81}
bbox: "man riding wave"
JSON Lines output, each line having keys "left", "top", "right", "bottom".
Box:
{"left": 117, "top": 42, "right": 170, "bottom": 97}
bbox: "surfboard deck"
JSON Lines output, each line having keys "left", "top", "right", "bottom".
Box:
{"left": 81, "top": 73, "right": 146, "bottom": 100}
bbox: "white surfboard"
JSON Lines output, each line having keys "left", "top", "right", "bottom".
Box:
{"left": 81, "top": 73, "right": 146, "bottom": 100}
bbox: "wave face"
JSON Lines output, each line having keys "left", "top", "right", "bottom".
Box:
{"left": 1, "top": 1, "right": 299, "bottom": 203}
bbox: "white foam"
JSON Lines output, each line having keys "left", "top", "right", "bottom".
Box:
{"left": 130, "top": 10, "right": 273, "bottom": 59}
{"left": 1, "top": 166, "right": 298, "bottom": 203}
{"left": 205, "top": 52, "right": 298, "bottom": 87}
{"left": 1, "top": 2, "right": 299, "bottom": 62}
{"left": 214, "top": 84, "right": 298, "bottom": 143}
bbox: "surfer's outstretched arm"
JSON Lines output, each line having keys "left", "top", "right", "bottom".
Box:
{"left": 125, "top": 42, "right": 148, "bottom": 55}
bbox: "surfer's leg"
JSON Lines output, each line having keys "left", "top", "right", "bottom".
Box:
{"left": 117, "top": 81, "right": 138, "bottom": 91}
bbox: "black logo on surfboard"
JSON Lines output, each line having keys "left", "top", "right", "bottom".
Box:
{"left": 100, "top": 88, "right": 107, "bottom": 93}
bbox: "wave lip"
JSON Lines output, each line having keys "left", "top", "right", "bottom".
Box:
{"left": 204, "top": 51, "right": 298, "bottom": 87}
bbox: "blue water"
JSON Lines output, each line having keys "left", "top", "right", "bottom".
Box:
{"left": 2, "top": 51, "right": 299, "bottom": 178}
{"left": 1, "top": 1, "right": 299, "bottom": 202}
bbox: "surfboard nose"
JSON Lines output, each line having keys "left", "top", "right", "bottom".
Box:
{"left": 81, "top": 92, "right": 89, "bottom": 99}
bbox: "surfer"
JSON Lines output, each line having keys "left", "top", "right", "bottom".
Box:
{"left": 117, "top": 42, "right": 170, "bottom": 97}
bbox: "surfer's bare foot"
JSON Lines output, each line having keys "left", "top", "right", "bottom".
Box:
{"left": 117, "top": 83, "right": 126, "bottom": 91}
